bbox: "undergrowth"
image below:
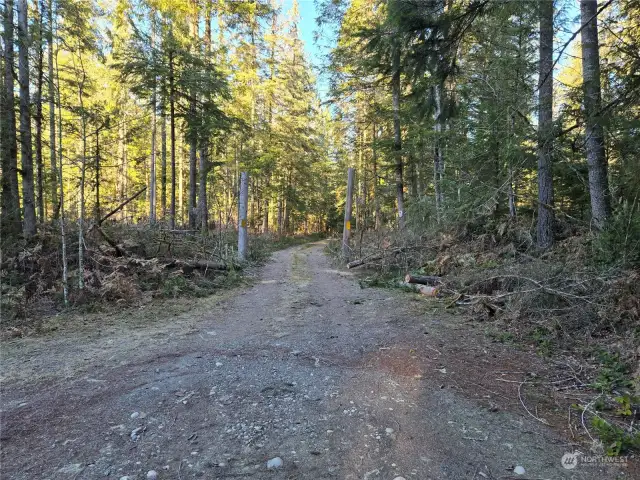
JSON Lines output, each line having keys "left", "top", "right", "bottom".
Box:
{"left": 0, "top": 224, "right": 323, "bottom": 336}
{"left": 330, "top": 209, "right": 640, "bottom": 455}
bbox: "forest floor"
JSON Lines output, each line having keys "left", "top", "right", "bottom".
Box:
{"left": 0, "top": 241, "right": 635, "bottom": 479}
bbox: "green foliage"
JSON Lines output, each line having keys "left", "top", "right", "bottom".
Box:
{"left": 592, "top": 200, "right": 640, "bottom": 268}
{"left": 529, "top": 326, "right": 553, "bottom": 356}
{"left": 485, "top": 327, "right": 514, "bottom": 344}
{"left": 590, "top": 416, "right": 640, "bottom": 456}
{"left": 592, "top": 350, "right": 634, "bottom": 393}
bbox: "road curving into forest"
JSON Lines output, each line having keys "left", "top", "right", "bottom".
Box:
{"left": 0, "top": 242, "right": 627, "bottom": 479}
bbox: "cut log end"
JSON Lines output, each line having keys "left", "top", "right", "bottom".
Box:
{"left": 404, "top": 274, "right": 442, "bottom": 286}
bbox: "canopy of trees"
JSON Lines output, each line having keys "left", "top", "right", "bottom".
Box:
{"left": 321, "top": 0, "right": 639, "bottom": 249}
{"left": 1, "top": 0, "right": 639, "bottom": 254}
{"left": 1, "top": 0, "right": 339, "bottom": 244}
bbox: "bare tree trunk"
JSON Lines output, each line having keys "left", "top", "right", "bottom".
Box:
{"left": 580, "top": 0, "right": 611, "bottom": 229}
{"left": 47, "top": 0, "right": 57, "bottom": 217}
{"left": 18, "top": 0, "right": 37, "bottom": 238}
{"left": 34, "top": 0, "right": 45, "bottom": 222}
{"left": 277, "top": 193, "right": 283, "bottom": 235}
{"left": 76, "top": 52, "right": 87, "bottom": 290}
{"left": 372, "top": 124, "right": 381, "bottom": 230}
{"left": 237, "top": 171, "right": 248, "bottom": 260}
{"left": 95, "top": 127, "right": 101, "bottom": 221}
{"left": 188, "top": 5, "right": 198, "bottom": 229}
{"left": 537, "top": 0, "right": 554, "bottom": 249}
{"left": 391, "top": 40, "right": 404, "bottom": 226}
{"left": 179, "top": 133, "right": 184, "bottom": 225}
{"left": 160, "top": 105, "right": 167, "bottom": 220}
{"left": 433, "top": 0, "right": 445, "bottom": 223}
{"left": 169, "top": 48, "right": 176, "bottom": 229}
{"left": 507, "top": 112, "right": 517, "bottom": 218}
{"left": 149, "top": 12, "right": 157, "bottom": 225}
{"left": 262, "top": 176, "right": 269, "bottom": 233}
{"left": 55, "top": 47, "right": 67, "bottom": 305}
{"left": 188, "top": 140, "right": 197, "bottom": 228}
{"left": 198, "top": 146, "right": 208, "bottom": 231}
{"left": 433, "top": 82, "right": 444, "bottom": 222}
{"left": 1, "top": 0, "right": 21, "bottom": 235}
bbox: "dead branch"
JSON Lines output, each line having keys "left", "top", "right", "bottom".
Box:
{"left": 347, "top": 246, "right": 412, "bottom": 269}
{"left": 99, "top": 187, "right": 147, "bottom": 226}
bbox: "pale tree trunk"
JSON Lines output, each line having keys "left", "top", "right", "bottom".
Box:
{"left": 433, "top": 0, "right": 445, "bottom": 223}
{"left": 537, "top": 0, "right": 554, "bottom": 249}
{"left": 18, "top": 0, "right": 37, "bottom": 238}
{"left": 391, "top": 40, "right": 404, "bottom": 226}
{"left": 47, "top": 0, "right": 57, "bottom": 217}
{"left": 277, "top": 193, "right": 283, "bottom": 235}
{"left": 433, "top": 82, "right": 444, "bottom": 222}
{"left": 1, "top": 0, "right": 21, "bottom": 235}
{"left": 507, "top": 112, "right": 517, "bottom": 217}
{"left": 372, "top": 124, "right": 381, "bottom": 230}
{"left": 76, "top": 52, "right": 87, "bottom": 291}
{"left": 262, "top": 176, "right": 270, "bottom": 233}
{"left": 34, "top": 0, "right": 45, "bottom": 222}
{"left": 179, "top": 132, "right": 184, "bottom": 225}
{"left": 161, "top": 105, "right": 167, "bottom": 220}
{"left": 55, "top": 47, "right": 67, "bottom": 305}
{"left": 188, "top": 140, "right": 197, "bottom": 228}
{"left": 169, "top": 47, "right": 176, "bottom": 229}
{"left": 94, "top": 127, "right": 101, "bottom": 221}
{"left": 198, "top": 146, "right": 208, "bottom": 231}
{"left": 580, "top": 0, "right": 611, "bottom": 229}
{"left": 149, "top": 12, "right": 157, "bottom": 225}
{"left": 188, "top": 5, "right": 198, "bottom": 229}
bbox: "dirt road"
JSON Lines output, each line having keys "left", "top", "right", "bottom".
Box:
{"left": 0, "top": 242, "right": 627, "bottom": 479}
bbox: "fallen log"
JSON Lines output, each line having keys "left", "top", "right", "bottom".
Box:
{"left": 347, "top": 246, "right": 408, "bottom": 269}
{"left": 162, "top": 258, "right": 228, "bottom": 272}
{"left": 92, "top": 225, "right": 129, "bottom": 257}
{"left": 404, "top": 274, "right": 442, "bottom": 286}
{"left": 99, "top": 187, "right": 147, "bottom": 226}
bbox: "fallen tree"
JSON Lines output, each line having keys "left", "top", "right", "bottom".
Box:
{"left": 404, "top": 274, "right": 441, "bottom": 286}
{"left": 347, "top": 246, "right": 410, "bottom": 269}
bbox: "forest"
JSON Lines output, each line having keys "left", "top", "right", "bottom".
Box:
{"left": 1, "top": 0, "right": 640, "bottom": 466}
{"left": 0, "top": 0, "right": 638, "bottom": 315}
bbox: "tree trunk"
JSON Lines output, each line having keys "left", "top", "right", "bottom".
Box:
{"left": 189, "top": 139, "right": 197, "bottom": 228}
{"left": 149, "top": 13, "right": 157, "bottom": 225}
{"left": 77, "top": 52, "right": 87, "bottom": 290}
{"left": 161, "top": 105, "right": 167, "bottom": 220}
{"left": 262, "top": 176, "right": 269, "bottom": 234}
{"left": 47, "top": 0, "right": 57, "bottom": 217}
{"left": 18, "top": 0, "right": 37, "bottom": 238}
{"left": 34, "top": 0, "right": 45, "bottom": 222}
{"left": 537, "top": 0, "right": 554, "bottom": 249}
{"left": 198, "top": 146, "right": 208, "bottom": 231}
{"left": 94, "top": 127, "right": 101, "bottom": 221}
{"left": 372, "top": 123, "right": 381, "bottom": 230}
{"left": 391, "top": 40, "right": 404, "bottom": 226}
{"left": 55, "top": 48, "right": 67, "bottom": 304}
{"left": 169, "top": 48, "right": 176, "bottom": 229}
{"left": 1, "top": 0, "right": 21, "bottom": 235}
{"left": 580, "top": 0, "right": 611, "bottom": 229}
{"left": 433, "top": 82, "right": 444, "bottom": 222}
{"left": 188, "top": 5, "right": 198, "bottom": 230}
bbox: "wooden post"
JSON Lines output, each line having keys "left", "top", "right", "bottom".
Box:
{"left": 238, "top": 171, "right": 249, "bottom": 260}
{"left": 342, "top": 167, "right": 355, "bottom": 259}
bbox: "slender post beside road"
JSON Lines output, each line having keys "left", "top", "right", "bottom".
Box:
{"left": 342, "top": 167, "right": 355, "bottom": 260}
{"left": 238, "top": 171, "right": 249, "bottom": 260}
